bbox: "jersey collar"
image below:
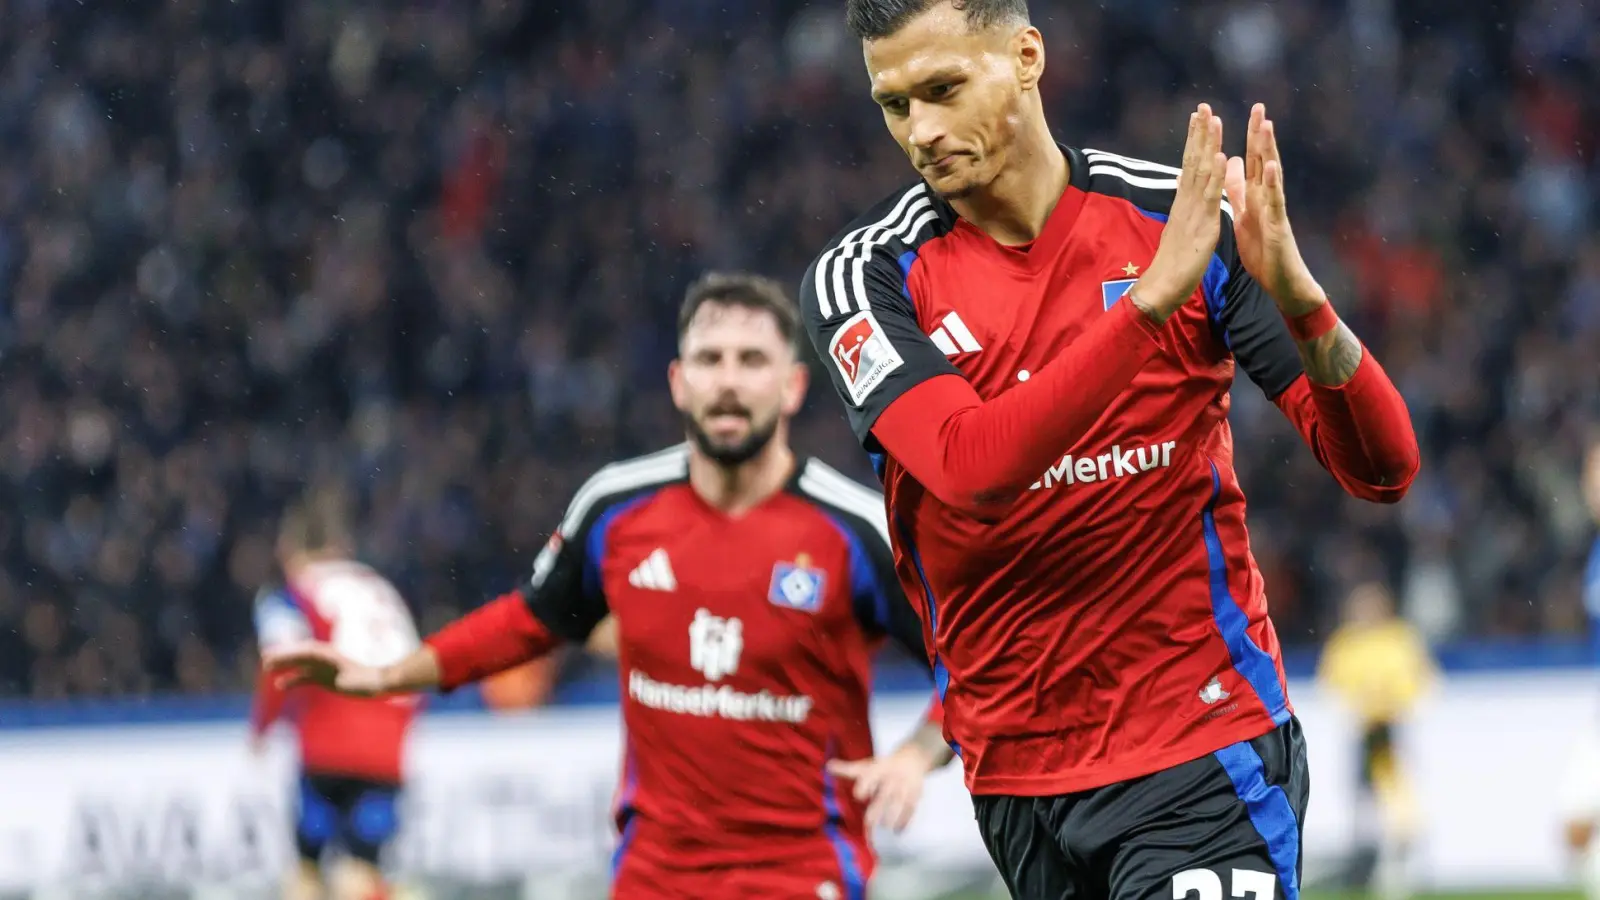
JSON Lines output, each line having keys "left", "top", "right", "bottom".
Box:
{"left": 950, "top": 144, "right": 1090, "bottom": 273}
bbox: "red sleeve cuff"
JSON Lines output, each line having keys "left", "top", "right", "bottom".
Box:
{"left": 1117, "top": 290, "right": 1168, "bottom": 343}
{"left": 425, "top": 593, "right": 559, "bottom": 692}
{"left": 1303, "top": 344, "right": 1384, "bottom": 399}
{"left": 1283, "top": 302, "right": 1341, "bottom": 342}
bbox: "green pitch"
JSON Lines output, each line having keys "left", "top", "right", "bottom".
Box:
{"left": 941, "top": 893, "right": 1581, "bottom": 900}
{"left": 1299, "top": 894, "right": 1581, "bottom": 900}
{"left": 1299, "top": 894, "right": 1579, "bottom": 900}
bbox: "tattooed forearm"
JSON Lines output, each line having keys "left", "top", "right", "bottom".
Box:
{"left": 1295, "top": 320, "right": 1364, "bottom": 386}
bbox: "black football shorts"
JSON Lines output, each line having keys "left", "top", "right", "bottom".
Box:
{"left": 295, "top": 771, "right": 403, "bottom": 865}
{"left": 973, "top": 717, "right": 1309, "bottom": 900}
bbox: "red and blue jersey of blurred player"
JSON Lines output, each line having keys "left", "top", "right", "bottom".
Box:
{"left": 252, "top": 559, "right": 422, "bottom": 781}
{"left": 426, "top": 446, "right": 942, "bottom": 900}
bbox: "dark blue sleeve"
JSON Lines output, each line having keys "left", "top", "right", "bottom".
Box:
{"left": 1215, "top": 266, "right": 1307, "bottom": 401}
{"left": 1209, "top": 217, "right": 1306, "bottom": 401}
{"left": 517, "top": 494, "right": 642, "bottom": 644}
{"left": 800, "top": 240, "right": 963, "bottom": 452}
{"left": 835, "top": 517, "right": 930, "bottom": 669}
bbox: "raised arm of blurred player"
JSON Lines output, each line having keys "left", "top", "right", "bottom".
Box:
{"left": 249, "top": 587, "right": 315, "bottom": 752}
{"left": 802, "top": 106, "right": 1231, "bottom": 519}
{"left": 1219, "top": 103, "right": 1419, "bottom": 500}
{"left": 265, "top": 478, "right": 614, "bottom": 696}
{"left": 815, "top": 479, "right": 952, "bottom": 833}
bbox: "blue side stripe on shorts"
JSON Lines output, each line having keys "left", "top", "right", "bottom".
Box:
{"left": 296, "top": 775, "right": 337, "bottom": 844}
{"left": 349, "top": 789, "right": 400, "bottom": 845}
{"left": 1215, "top": 741, "right": 1300, "bottom": 900}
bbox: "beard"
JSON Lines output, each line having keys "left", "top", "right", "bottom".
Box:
{"left": 683, "top": 407, "right": 780, "bottom": 467}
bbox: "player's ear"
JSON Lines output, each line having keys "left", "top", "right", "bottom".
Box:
{"left": 783, "top": 359, "right": 809, "bottom": 416}
{"left": 1014, "top": 25, "right": 1044, "bottom": 91}
{"left": 667, "top": 358, "right": 689, "bottom": 412}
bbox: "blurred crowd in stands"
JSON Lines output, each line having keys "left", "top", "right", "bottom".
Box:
{"left": 0, "top": 0, "right": 1596, "bottom": 698}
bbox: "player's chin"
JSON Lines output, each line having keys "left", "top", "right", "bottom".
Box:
{"left": 924, "top": 169, "right": 982, "bottom": 201}
{"left": 695, "top": 425, "right": 748, "bottom": 452}
{"left": 698, "top": 418, "right": 751, "bottom": 444}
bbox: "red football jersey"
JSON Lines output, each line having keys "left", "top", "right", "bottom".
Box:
{"left": 801, "top": 147, "right": 1313, "bottom": 797}
{"left": 518, "top": 446, "right": 931, "bottom": 887}
{"left": 252, "top": 559, "right": 422, "bottom": 783}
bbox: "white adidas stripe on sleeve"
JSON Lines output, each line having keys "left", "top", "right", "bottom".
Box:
{"left": 811, "top": 183, "right": 949, "bottom": 321}
{"left": 558, "top": 444, "right": 689, "bottom": 538}
{"left": 813, "top": 185, "right": 927, "bottom": 319}
{"left": 1085, "top": 150, "right": 1235, "bottom": 221}
{"left": 798, "top": 459, "right": 892, "bottom": 551}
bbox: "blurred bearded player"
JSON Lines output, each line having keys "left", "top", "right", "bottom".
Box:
{"left": 266, "top": 272, "right": 952, "bottom": 900}
{"left": 800, "top": 1, "right": 1421, "bottom": 898}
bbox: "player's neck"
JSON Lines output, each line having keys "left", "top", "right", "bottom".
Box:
{"left": 952, "top": 117, "right": 1068, "bottom": 247}
{"left": 280, "top": 550, "right": 343, "bottom": 579}
{"left": 688, "top": 442, "right": 795, "bottom": 517}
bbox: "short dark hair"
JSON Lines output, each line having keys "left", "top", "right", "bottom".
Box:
{"left": 846, "top": 0, "right": 1029, "bottom": 41}
{"left": 278, "top": 487, "right": 353, "bottom": 556}
{"left": 677, "top": 271, "right": 801, "bottom": 354}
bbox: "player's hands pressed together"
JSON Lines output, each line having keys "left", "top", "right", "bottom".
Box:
{"left": 263, "top": 641, "right": 390, "bottom": 697}
{"left": 1223, "top": 103, "right": 1326, "bottom": 315}
{"left": 1129, "top": 103, "right": 1229, "bottom": 325}
{"left": 1226, "top": 102, "right": 1370, "bottom": 385}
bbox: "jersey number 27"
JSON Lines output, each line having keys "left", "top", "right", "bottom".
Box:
{"left": 1173, "top": 869, "right": 1277, "bottom": 900}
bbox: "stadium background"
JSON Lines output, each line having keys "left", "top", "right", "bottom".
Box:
{"left": 0, "top": 0, "right": 1597, "bottom": 898}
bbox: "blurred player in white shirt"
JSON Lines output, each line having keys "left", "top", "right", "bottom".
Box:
{"left": 251, "top": 489, "right": 421, "bottom": 900}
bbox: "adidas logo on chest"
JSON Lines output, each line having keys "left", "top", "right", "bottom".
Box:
{"left": 628, "top": 548, "right": 677, "bottom": 592}
{"left": 927, "top": 311, "right": 982, "bottom": 356}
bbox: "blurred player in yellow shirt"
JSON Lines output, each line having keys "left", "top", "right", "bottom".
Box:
{"left": 1317, "top": 581, "right": 1437, "bottom": 900}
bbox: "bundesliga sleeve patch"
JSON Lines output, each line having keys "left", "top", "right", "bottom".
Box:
{"left": 827, "top": 310, "right": 904, "bottom": 406}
